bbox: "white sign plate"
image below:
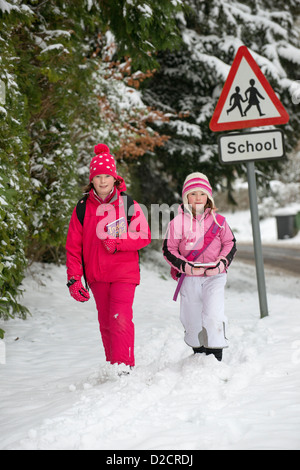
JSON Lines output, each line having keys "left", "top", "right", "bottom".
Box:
{"left": 218, "top": 129, "right": 285, "bottom": 164}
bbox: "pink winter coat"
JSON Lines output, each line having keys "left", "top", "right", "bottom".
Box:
{"left": 163, "top": 205, "right": 236, "bottom": 277}
{"left": 66, "top": 188, "right": 151, "bottom": 285}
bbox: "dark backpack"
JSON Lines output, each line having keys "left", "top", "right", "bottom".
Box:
{"left": 75, "top": 192, "right": 135, "bottom": 290}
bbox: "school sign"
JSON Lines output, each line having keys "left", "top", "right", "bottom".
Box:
{"left": 219, "top": 129, "right": 285, "bottom": 164}
{"left": 209, "top": 46, "right": 290, "bottom": 319}
{"left": 209, "top": 46, "right": 289, "bottom": 133}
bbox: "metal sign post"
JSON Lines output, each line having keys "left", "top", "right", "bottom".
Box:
{"left": 246, "top": 161, "right": 269, "bottom": 318}
{"left": 218, "top": 129, "right": 287, "bottom": 318}
{"left": 209, "top": 46, "right": 289, "bottom": 319}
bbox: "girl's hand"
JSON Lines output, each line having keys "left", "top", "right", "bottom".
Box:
{"left": 67, "top": 279, "right": 90, "bottom": 302}
{"left": 102, "top": 238, "right": 118, "bottom": 254}
{"left": 185, "top": 263, "right": 206, "bottom": 276}
{"left": 205, "top": 257, "right": 227, "bottom": 276}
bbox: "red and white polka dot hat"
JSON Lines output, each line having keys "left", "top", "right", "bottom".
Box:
{"left": 89, "top": 144, "right": 118, "bottom": 182}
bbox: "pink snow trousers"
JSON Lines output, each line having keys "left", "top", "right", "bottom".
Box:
{"left": 90, "top": 281, "right": 136, "bottom": 367}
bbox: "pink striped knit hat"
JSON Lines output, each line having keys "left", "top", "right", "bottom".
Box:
{"left": 182, "top": 172, "right": 215, "bottom": 208}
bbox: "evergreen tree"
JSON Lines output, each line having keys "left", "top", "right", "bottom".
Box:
{"left": 99, "top": 0, "right": 184, "bottom": 70}
{"left": 0, "top": 0, "right": 184, "bottom": 325}
{"left": 18, "top": 0, "right": 103, "bottom": 262}
{"left": 141, "top": 0, "right": 300, "bottom": 205}
{"left": 14, "top": 0, "right": 185, "bottom": 263}
{"left": 0, "top": 4, "right": 32, "bottom": 321}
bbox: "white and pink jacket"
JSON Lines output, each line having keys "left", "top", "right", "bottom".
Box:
{"left": 163, "top": 205, "right": 236, "bottom": 278}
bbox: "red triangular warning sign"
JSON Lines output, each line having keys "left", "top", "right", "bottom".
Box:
{"left": 209, "top": 46, "right": 289, "bottom": 132}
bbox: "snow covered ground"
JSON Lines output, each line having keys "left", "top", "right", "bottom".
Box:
{"left": 0, "top": 210, "right": 300, "bottom": 450}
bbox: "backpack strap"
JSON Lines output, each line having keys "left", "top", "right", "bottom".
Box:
{"left": 76, "top": 194, "right": 89, "bottom": 226}
{"left": 74, "top": 194, "right": 89, "bottom": 290}
{"left": 186, "top": 214, "right": 225, "bottom": 261}
{"left": 121, "top": 191, "right": 135, "bottom": 226}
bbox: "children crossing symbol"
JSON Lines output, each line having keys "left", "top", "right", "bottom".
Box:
{"left": 227, "top": 86, "right": 246, "bottom": 117}
{"left": 210, "top": 46, "right": 289, "bottom": 131}
{"left": 244, "top": 79, "right": 265, "bottom": 117}
{"left": 227, "top": 79, "right": 266, "bottom": 118}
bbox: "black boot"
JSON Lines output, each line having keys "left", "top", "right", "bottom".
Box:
{"left": 206, "top": 348, "right": 223, "bottom": 362}
{"left": 193, "top": 346, "right": 206, "bottom": 354}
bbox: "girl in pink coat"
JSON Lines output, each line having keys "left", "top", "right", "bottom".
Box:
{"left": 66, "top": 144, "right": 151, "bottom": 372}
{"left": 163, "top": 172, "right": 236, "bottom": 361}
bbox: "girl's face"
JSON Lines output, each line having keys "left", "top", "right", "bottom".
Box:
{"left": 187, "top": 191, "right": 208, "bottom": 214}
{"left": 92, "top": 174, "right": 116, "bottom": 198}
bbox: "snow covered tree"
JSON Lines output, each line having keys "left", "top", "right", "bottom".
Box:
{"left": 0, "top": 0, "right": 184, "bottom": 322}
{"left": 141, "top": 0, "right": 300, "bottom": 205}
{"left": 0, "top": 3, "right": 32, "bottom": 320}
{"left": 19, "top": 0, "right": 185, "bottom": 262}
{"left": 98, "top": 0, "right": 184, "bottom": 70}
{"left": 17, "top": 0, "right": 103, "bottom": 263}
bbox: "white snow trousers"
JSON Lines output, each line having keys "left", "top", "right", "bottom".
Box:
{"left": 180, "top": 274, "right": 228, "bottom": 349}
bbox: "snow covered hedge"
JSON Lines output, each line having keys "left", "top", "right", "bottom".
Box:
{"left": 0, "top": 3, "right": 32, "bottom": 320}
{"left": 0, "top": 0, "right": 185, "bottom": 322}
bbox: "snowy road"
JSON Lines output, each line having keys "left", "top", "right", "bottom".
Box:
{"left": 237, "top": 243, "right": 300, "bottom": 275}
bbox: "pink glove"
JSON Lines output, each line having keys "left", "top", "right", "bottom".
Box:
{"left": 205, "top": 257, "right": 227, "bottom": 277}
{"left": 184, "top": 262, "right": 206, "bottom": 276}
{"left": 67, "top": 279, "right": 90, "bottom": 302}
{"left": 102, "top": 238, "right": 118, "bottom": 254}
